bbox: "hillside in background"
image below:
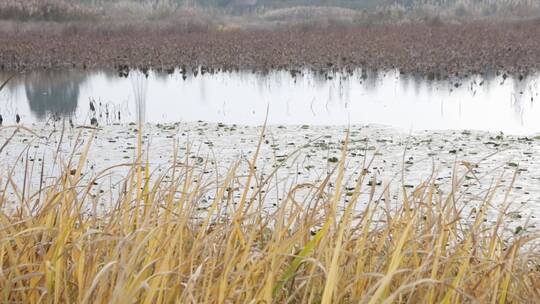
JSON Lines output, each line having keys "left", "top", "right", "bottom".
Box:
{"left": 79, "top": 0, "right": 387, "bottom": 11}
{"left": 0, "top": 1, "right": 538, "bottom": 24}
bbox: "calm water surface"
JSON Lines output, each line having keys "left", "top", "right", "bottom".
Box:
{"left": 0, "top": 69, "right": 539, "bottom": 134}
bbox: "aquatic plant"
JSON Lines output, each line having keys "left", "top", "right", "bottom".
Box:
{"left": 1, "top": 19, "right": 539, "bottom": 77}
{"left": 0, "top": 126, "right": 538, "bottom": 303}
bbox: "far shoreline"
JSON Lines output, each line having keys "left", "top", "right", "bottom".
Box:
{"left": 1, "top": 20, "right": 540, "bottom": 77}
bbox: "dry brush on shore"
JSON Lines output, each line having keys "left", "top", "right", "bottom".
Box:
{"left": 1, "top": 20, "right": 540, "bottom": 77}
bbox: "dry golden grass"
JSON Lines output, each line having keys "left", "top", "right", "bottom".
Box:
{"left": 0, "top": 124, "right": 539, "bottom": 303}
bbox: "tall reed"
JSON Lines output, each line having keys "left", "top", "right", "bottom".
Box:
{"left": 0, "top": 121, "right": 538, "bottom": 303}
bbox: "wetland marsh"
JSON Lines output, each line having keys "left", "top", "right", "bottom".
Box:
{"left": 1, "top": 1, "right": 539, "bottom": 303}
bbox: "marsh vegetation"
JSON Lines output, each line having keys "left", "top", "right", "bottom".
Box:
{"left": 0, "top": 122, "right": 539, "bottom": 303}
{"left": 1, "top": 0, "right": 539, "bottom": 303}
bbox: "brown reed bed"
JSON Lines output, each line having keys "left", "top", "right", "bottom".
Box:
{"left": 1, "top": 20, "right": 540, "bottom": 77}
{"left": 0, "top": 123, "right": 538, "bottom": 303}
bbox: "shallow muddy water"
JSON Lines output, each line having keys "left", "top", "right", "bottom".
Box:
{"left": 0, "top": 68, "right": 539, "bottom": 134}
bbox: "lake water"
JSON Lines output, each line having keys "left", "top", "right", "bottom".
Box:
{"left": 0, "top": 68, "right": 539, "bottom": 134}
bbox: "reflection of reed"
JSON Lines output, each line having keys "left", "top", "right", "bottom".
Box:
{"left": 131, "top": 71, "right": 148, "bottom": 125}
{"left": 510, "top": 77, "right": 532, "bottom": 127}
{"left": 0, "top": 74, "right": 13, "bottom": 126}
{"left": 0, "top": 74, "right": 14, "bottom": 92}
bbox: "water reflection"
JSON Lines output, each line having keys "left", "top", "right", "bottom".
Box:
{"left": 24, "top": 70, "right": 86, "bottom": 120}
{"left": 131, "top": 71, "right": 148, "bottom": 125}
{"left": 0, "top": 68, "right": 539, "bottom": 134}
